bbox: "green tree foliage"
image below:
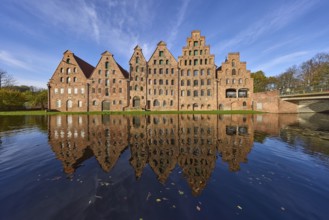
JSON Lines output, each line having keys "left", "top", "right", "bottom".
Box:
{"left": 0, "top": 89, "right": 27, "bottom": 110}
{"left": 251, "top": 71, "right": 268, "bottom": 92}
{"left": 24, "top": 89, "right": 48, "bottom": 109}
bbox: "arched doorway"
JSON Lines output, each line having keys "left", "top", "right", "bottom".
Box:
{"left": 66, "top": 100, "right": 72, "bottom": 111}
{"left": 133, "top": 96, "right": 140, "bottom": 108}
{"left": 193, "top": 103, "right": 198, "bottom": 111}
{"left": 102, "top": 101, "right": 110, "bottom": 111}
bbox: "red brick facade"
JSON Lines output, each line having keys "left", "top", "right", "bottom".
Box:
{"left": 48, "top": 31, "right": 254, "bottom": 112}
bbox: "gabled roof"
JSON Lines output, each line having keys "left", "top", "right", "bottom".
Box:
{"left": 73, "top": 54, "right": 95, "bottom": 78}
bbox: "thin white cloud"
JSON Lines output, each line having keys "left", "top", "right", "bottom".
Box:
{"left": 216, "top": 0, "right": 317, "bottom": 52}
{"left": 0, "top": 50, "right": 34, "bottom": 71}
{"left": 167, "top": 0, "right": 191, "bottom": 47}
{"left": 255, "top": 51, "right": 309, "bottom": 73}
{"left": 18, "top": 0, "right": 154, "bottom": 58}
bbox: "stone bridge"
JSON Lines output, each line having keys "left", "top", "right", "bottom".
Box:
{"left": 280, "top": 91, "right": 329, "bottom": 113}
{"left": 253, "top": 90, "right": 329, "bottom": 113}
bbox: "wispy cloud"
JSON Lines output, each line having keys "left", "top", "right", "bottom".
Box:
{"left": 167, "top": 0, "right": 191, "bottom": 47}
{"left": 0, "top": 50, "right": 34, "bottom": 71}
{"left": 18, "top": 0, "right": 155, "bottom": 58}
{"left": 255, "top": 51, "right": 309, "bottom": 74}
{"left": 215, "top": 0, "right": 317, "bottom": 52}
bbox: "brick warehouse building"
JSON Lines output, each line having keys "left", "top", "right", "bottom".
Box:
{"left": 48, "top": 30, "right": 253, "bottom": 112}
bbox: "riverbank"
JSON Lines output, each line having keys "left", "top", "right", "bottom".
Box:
{"left": 0, "top": 110, "right": 263, "bottom": 116}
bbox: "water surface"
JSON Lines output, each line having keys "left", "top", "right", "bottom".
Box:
{"left": 1, "top": 113, "right": 329, "bottom": 220}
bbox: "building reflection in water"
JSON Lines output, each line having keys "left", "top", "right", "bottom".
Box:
{"left": 48, "top": 113, "right": 298, "bottom": 195}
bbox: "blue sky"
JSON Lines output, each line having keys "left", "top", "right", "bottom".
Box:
{"left": 1, "top": 0, "right": 329, "bottom": 88}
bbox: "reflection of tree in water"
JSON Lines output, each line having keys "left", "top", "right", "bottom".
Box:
{"left": 48, "top": 114, "right": 254, "bottom": 195}
{"left": 0, "top": 115, "right": 48, "bottom": 133}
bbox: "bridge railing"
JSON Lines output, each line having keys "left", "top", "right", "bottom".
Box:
{"left": 280, "top": 85, "right": 329, "bottom": 96}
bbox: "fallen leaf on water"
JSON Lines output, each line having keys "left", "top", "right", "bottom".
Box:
{"left": 178, "top": 190, "right": 184, "bottom": 195}
{"left": 281, "top": 207, "right": 285, "bottom": 211}
{"left": 237, "top": 205, "right": 242, "bottom": 210}
{"left": 156, "top": 198, "right": 161, "bottom": 202}
{"left": 146, "top": 192, "right": 151, "bottom": 201}
{"left": 196, "top": 205, "right": 201, "bottom": 211}
{"left": 172, "top": 205, "right": 176, "bottom": 208}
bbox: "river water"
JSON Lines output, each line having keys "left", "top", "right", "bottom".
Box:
{"left": 0, "top": 113, "right": 329, "bottom": 220}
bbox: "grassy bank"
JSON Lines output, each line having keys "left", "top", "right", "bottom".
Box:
{"left": 0, "top": 110, "right": 263, "bottom": 116}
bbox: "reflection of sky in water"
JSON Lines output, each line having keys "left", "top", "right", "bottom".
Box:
{"left": 0, "top": 113, "right": 329, "bottom": 219}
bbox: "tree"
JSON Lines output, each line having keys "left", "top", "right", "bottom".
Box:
{"left": 251, "top": 71, "right": 268, "bottom": 92}
{"left": 0, "top": 69, "right": 16, "bottom": 88}
{"left": 0, "top": 89, "right": 26, "bottom": 110}
{"left": 24, "top": 89, "right": 48, "bottom": 109}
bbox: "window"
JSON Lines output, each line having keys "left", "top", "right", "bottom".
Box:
{"left": 239, "top": 78, "right": 243, "bottom": 84}
{"left": 56, "top": 100, "right": 61, "bottom": 108}
{"left": 165, "top": 80, "right": 168, "bottom": 85}
{"left": 92, "top": 88, "right": 95, "bottom": 93}
{"left": 163, "top": 100, "right": 166, "bottom": 106}
{"left": 73, "top": 77, "right": 77, "bottom": 82}
{"left": 207, "top": 79, "right": 211, "bottom": 85}
{"left": 60, "top": 77, "right": 64, "bottom": 82}
{"left": 193, "top": 70, "right": 198, "bottom": 76}
{"left": 113, "top": 88, "right": 116, "bottom": 93}
{"left": 166, "top": 60, "right": 169, "bottom": 65}
{"left": 201, "top": 90, "right": 205, "bottom": 96}
{"left": 136, "top": 57, "right": 139, "bottom": 63}
{"left": 160, "top": 60, "right": 163, "bottom": 65}
{"left": 194, "top": 59, "right": 198, "bottom": 65}
{"left": 78, "top": 101, "right": 82, "bottom": 107}
{"left": 232, "top": 60, "right": 236, "bottom": 67}
{"left": 105, "top": 70, "right": 109, "bottom": 77}
{"left": 113, "top": 79, "right": 116, "bottom": 83}
{"left": 181, "top": 90, "right": 185, "bottom": 96}
{"left": 170, "top": 100, "right": 174, "bottom": 106}
{"left": 171, "top": 68, "right": 174, "bottom": 74}
{"left": 135, "top": 85, "right": 138, "bottom": 91}
{"left": 194, "top": 50, "right": 198, "bottom": 55}
{"left": 201, "top": 79, "right": 204, "bottom": 85}
{"left": 68, "top": 88, "right": 72, "bottom": 94}
{"left": 60, "top": 68, "right": 64, "bottom": 73}
{"left": 194, "top": 90, "right": 198, "bottom": 97}
{"left": 98, "top": 88, "right": 101, "bottom": 93}
{"left": 160, "top": 68, "right": 163, "bottom": 74}
{"left": 154, "top": 79, "right": 157, "bottom": 85}
{"left": 171, "top": 80, "right": 174, "bottom": 85}
{"left": 74, "top": 88, "right": 78, "bottom": 94}
{"left": 243, "top": 101, "right": 247, "bottom": 107}
{"left": 119, "top": 88, "right": 122, "bottom": 93}
{"left": 166, "top": 68, "right": 168, "bottom": 74}
{"left": 60, "top": 88, "right": 64, "bottom": 94}
{"left": 105, "top": 61, "right": 109, "bottom": 69}
{"left": 226, "top": 78, "right": 230, "bottom": 84}
{"left": 93, "top": 100, "right": 97, "bottom": 106}
{"left": 67, "top": 77, "right": 71, "bottom": 83}
{"left": 105, "top": 79, "right": 109, "bottom": 86}
{"left": 181, "top": 70, "right": 184, "bottom": 76}
{"left": 187, "top": 80, "right": 191, "bottom": 86}
{"left": 187, "top": 70, "right": 191, "bottom": 76}
{"left": 81, "top": 88, "right": 85, "bottom": 94}
{"left": 66, "top": 58, "right": 70, "bottom": 63}
{"left": 232, "top": 79, "right": 236, "bottom": 84}
{"left": 136, "top": 66, "right": 139, "bottom": 72}
{"left": 226, "top": 89, "right": 236, "bottom": 98}
{"left": 67, "top": 100, "right": 72, "bottom": 108}
{"left": 232, "top": 69, "right": 236, "bottom": 75}
{"left": 194, "top": 80, "right": 198, "bottom": 86}
{"left": 74, "top": 68, "right": 77, "bottom": 73}
{"left": 200, "top": 50, "right": 203, "bottom": 55}
{"left": 54, "top": 88, "right": 58, "bottom": 94}
{"left": 154, "top": 99, "right": 160, "bottom": 106}
{"left": 187, "top": 90, "right": 191, "bottom": 96}
{"left": 193, "top": 41, "right": 198, "bottom": 46}
{"left": 154, "top": 89, "right": 156, "bottom": 95}
{"left": 105, "top": 88, "right": 109, "bottom": 96}
{"left": 207, "top": 89, "right": 211, "bottom": 96}
{"left": 181, "top": 80, "right": 184, "bottom": 86}
{"left": 159, "top": 51, "right": 163, "bottom": 57}
{"left": 184, "top": 60, "right": 187, "bottom": 66}
{"left": 171, "top": 90, "right": 174, "bottom": 95}
{"left": 98, "top": 79, "right": 102, "bottom": 84}
{"left": 159, "top": 89, "right": 163, "bottom": 95}
{"left": 113, "top": 100, "right": 116, "bottom": 105}
{"left": 207, "top": 69, "right": 211, "bottom": 75}
{"left": 154, "top": 68, "right": 157, "bottom": 74}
